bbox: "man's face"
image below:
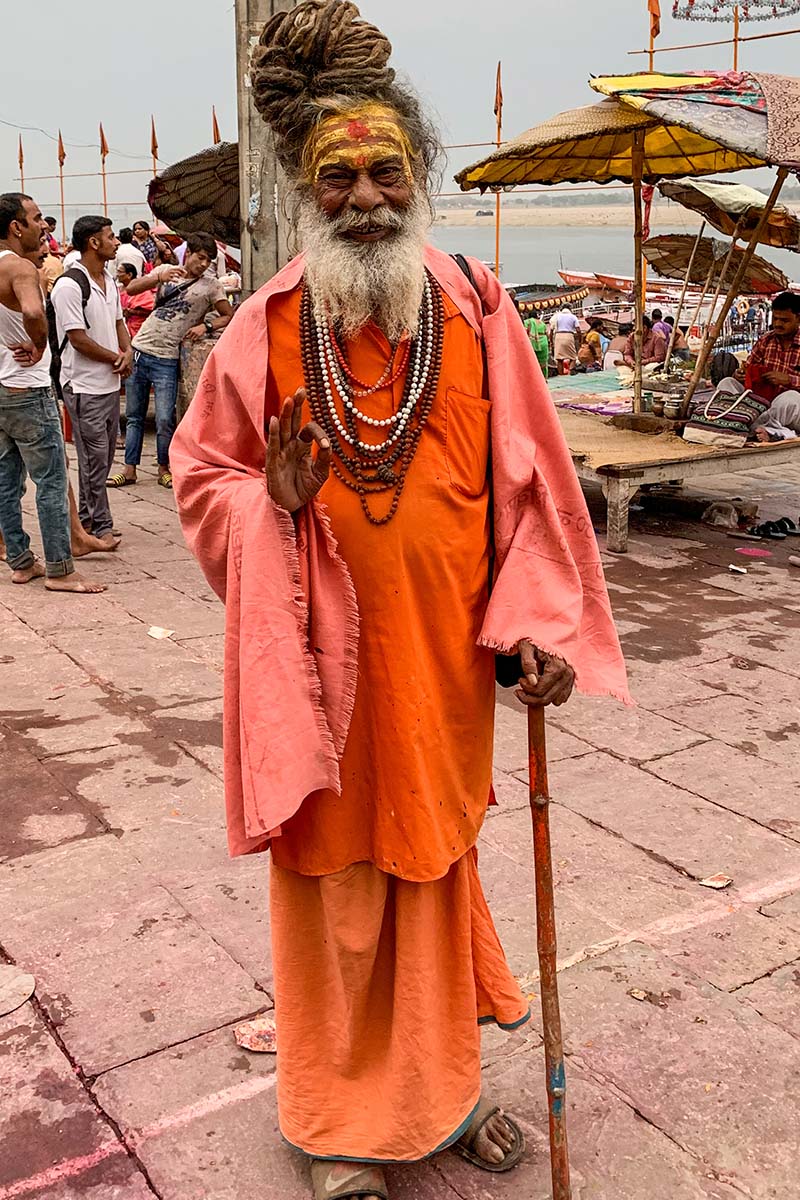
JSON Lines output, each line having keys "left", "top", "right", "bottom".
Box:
{"left": 91, "top": 225, "right": 119, "bottom": 263}
{"left": 310, "top": 109, "right": 415, "bottom": 241}
{"left": 771, "top": 307, "right": 800, "bottom": 339}
{"left": 185, "top": 249, "right": 211, "bottom": 277}
{"left": 10, "top": 198, "right": 47, "bottom": 253}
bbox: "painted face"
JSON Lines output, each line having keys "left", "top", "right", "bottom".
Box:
{"left": 305, "top": 104, "right": 414, "bottom": 185}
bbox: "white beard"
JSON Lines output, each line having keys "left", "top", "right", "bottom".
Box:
{"left": 296, "top": 189, "right": 430, "bottom": 343}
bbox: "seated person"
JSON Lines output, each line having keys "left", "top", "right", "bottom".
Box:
{"left": 744, "top": 291, "right": 800, "bottom": 404}
{"left": 604, "top": 321, "right": 631, "bottom": 370}
{"left": 623, "top": 315, "right": 667, "bottom": 368}
{"left": 651, "top": 308, "right": 672, "bottom": 340}
{"left": 663, "top": 316, "right": 690, "bottom": 361}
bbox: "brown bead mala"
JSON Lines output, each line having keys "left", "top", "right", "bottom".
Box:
{"left": 300, "top": 270, "right": 445, "bottom": 525}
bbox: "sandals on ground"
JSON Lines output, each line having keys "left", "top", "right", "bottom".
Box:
{"left": 106, "top": 472, "right": 135, "bottom": 488}
{"left": 310, "top": 1161, "right": 388, "bottom": 1200}
{"left": 158, "top": 471, "right": 173, "bottom": 489}
{"left": 452, "top": 1096, "right": 525, "bottom": 1173}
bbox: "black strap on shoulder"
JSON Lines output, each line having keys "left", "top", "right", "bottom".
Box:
{"left": 53, "top": 267, "right": 92, "bottom": 354}
{"left": 154, "top": 277, "right": 197, "bottom": 309}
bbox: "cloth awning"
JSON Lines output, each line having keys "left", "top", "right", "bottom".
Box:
{"left": 658, "top": 177, "right": 800, "bottom": 251}
{"left": 642, "top": 233, "right": 790, "bottom": 294}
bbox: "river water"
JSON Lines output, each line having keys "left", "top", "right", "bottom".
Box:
{"left": 429, "top": 223, "right": 800, "bottom": 290}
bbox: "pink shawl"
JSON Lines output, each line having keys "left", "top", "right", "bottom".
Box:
{"left": 170, "top": 245, "right": 630, "bottom": 857}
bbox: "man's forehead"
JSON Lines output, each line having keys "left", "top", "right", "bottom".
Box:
{"left": 305, "top": 103, "right": 413, "bottom": 182}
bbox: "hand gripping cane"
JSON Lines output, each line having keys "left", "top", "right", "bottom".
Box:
{"left": 528, "top": 706, "right": 571, "bottom": 1199}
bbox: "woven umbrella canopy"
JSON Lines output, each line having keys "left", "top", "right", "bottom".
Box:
{"left": 148, "top": 141, "right": 240, "bottom": 247}
{"left": 658, "top": 177, "right": 800, "bottom": 249}
{"left": 643, "top": 233, "right": 789, "bottom": 293}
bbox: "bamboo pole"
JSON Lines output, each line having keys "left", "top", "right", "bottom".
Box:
{"left": 692, "top": 217, "right": 744, "bottom": 362}
{"left": 663, "top": 220, "right": 706, "bottom": 367}
{"left": 57, "top": 131, "right": 66, "bottom": 252}
{"left": 494, "top": 62, "right": 503, "bottom": 278}
{"left": 629, "top": 25, "right": 800, "bottom": 56}
{"left": 681, "top": 167, "right": 789, "bottom": 417}
{"left": 632, "top": 131, "right": 645, "bottom": 414}
{"left": 685, "top": 258, "right": 716, "bottom": 341}
{"left": 528, "top": 707, "right": 571, "bottom": 1200}
{"left": 733, "top": 4, "right": 740, "bottom": 69}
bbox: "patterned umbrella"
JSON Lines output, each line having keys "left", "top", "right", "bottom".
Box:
{"left": 658, "top": 177, "right": 800, "bottom": 249}
{"left": 643, "top": 233, "right": 790, "bottom": 293}
{"left": 148, "top": 141, "right": 240, "bottom": 247}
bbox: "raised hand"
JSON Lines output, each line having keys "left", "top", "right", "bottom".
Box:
{"left": 515, "top": 639, "right": 575, "bottom": 708}
{"left": 265, "top": 388, "right": 332, "bottom": 513}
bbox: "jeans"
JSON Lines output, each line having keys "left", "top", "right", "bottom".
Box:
{"left": 124, "top": 350, "right": 179, "bottom": 468}
{"left": 62, "top": 383, "right": 119, "bottom": 538}
{"left": 0, "top": 383, "right": 73, "bottom": 576}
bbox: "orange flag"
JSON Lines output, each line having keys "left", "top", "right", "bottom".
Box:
{"left": 17, "top": 135, "right": 24, "bottom": 172}
{"left": 150, "top": 116, "right": 159, "bottom": 160}
{"left": 212, "top": 105, "right": 221, "bottom": 143}
{"left": 493, "top": 61, "right": 503, "bottom": 124}
{"left": 57, "top": 129, "right": 66, "bottom": 167}
{"left": 648, "top": 0, "right": 661, "bottom": 39}
{"left": 99, "top": 122, "right": 109, "bottom": 160}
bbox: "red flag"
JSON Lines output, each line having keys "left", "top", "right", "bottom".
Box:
{"left": 212, "top": 105, "right": 221, "bottom": 143}
{"left": 99, "top": 122, "right": 109, "bottom": 161}
{"left": 150, "top": 116, "right": 159, "bottom": 160}
{"left": 57, "top": 129, "right": 66, "bottom": 168}
{"left": 642, "top": 184, "right": 655, "bottom": 241}
{"left": 17, "top": 135, "right": 23, "bottom": 172}
{"left": 493, "top": 61, "right": 503, "bottom": 123}
{"left": 648, "top": 0, "right": 661, "bottom": 39}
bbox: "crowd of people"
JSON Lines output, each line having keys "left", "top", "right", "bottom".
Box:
{"left": 522, "top": 301, "right": 691, "bottom": 376}
{"left": 0, "top": 193, "right": 233, "bottom": 592}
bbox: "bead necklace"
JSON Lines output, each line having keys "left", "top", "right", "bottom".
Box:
{"left": 329, "top": 329, "right": 411, "bottom": 397}
{"left": 300, "top": 270, "right": 444, "bottom": 525}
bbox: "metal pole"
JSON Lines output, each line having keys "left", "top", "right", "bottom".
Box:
{"left": 663, "top": 219, "right": 706, "bottom": 366}
{"left": 681, "top": 167, "right": 789, "bottom": 417}
{"left": 235, "top": 0, "right": 296, "bottom": 298}
{"left": 632, "top": 131, "right": 645, "bottom": 414}
{"left": 528, "top": 706, "right": 571, "bottom": 1200}
{"left": 18, "top": 136, "right": 24, "bottom": 191}
{"left": 494, "top": 65, "right": 503, "bottom": 279}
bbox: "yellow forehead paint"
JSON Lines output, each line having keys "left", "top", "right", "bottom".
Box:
{"left": 304, "top": 103, "right": 414, "bottom": 184}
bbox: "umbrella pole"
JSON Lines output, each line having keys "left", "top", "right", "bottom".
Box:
{"left": 685, "top": 258, "right": 716, "bottom": 344}
{"left": 529, "top": 706, "right": 571, "bottom": 1200}
{"left": 632, "top": 131, "right": 645, "bottom": 414}
{"left": 682, "top": 168, "right": 789, "bottom": 417}
{"left": 664, "top": 220, "right": 706, "bottom": 366}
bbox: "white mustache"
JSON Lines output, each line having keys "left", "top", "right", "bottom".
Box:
{"left": 331, "top": 206, "right": 405, "bottom": 236}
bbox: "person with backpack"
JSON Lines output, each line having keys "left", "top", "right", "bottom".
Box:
{"left": 0, "top": 193, "right": 105, "bottom": 593}
{"left": 110, "top": 231, "right": 232, "bottom": 490}
{"left": 51, "top": 215, "right": 131, "bottom": 547}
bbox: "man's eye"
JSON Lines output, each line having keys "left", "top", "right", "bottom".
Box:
{"left": 321, "top": 173, "right": 352, "bottom": 187}
{"left": 375, "top": 167, "right": 402, "bottom": 184}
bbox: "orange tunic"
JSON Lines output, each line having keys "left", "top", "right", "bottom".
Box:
{"left": 266, "top": 284, "right": 497, "bottom": 882}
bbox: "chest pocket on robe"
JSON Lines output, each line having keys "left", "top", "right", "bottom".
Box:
{"left": 444, "top": 388, "right": 491, "bottom": 497}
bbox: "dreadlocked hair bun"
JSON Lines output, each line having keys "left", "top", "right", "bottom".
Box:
{"left": 251, "top": 1, "right": 396, "bottom": 169}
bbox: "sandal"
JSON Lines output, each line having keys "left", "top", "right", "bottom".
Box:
{"left": 158, "top": 471, "right": 173, "bottom": 489}
{"left": 310, "top": 1161, "right": 388, "bottom": 1200}
{"left": 452, "top": 1097, "right": 525, "bottom": 1173}
{"left": 776, "top": 517, "right": 800, "bottom": 537}
{"left": 107, "top": 472, "right": 135, "bottom": 488}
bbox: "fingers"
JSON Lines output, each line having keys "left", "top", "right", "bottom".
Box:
{"left": 290, "top": 388, "right": 306, "bottom": 440}
{"left": 278, "top": 396, "right": 294, "bottom": 448}
{"left": 266, "top": 414, "right": 281, "bottom": 474}
{"left": 516, "top": 656, "right": 575, "bottom": 708}
{"left": 518, "top": 638, "right": 539, "bottom": 680}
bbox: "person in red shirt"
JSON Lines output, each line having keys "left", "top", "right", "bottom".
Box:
{"left": 742, "top": 293, "right": 800, "bottom": 442}
{"left": 117, "top": 262, "right": 154, "bottom": 339}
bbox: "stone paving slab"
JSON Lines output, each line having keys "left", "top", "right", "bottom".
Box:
{"left": 147, "top": 697, "right": 224, "bottom": 778}
{"left": 544, "top": 751, "right": 800, "bottom": 888}
{"left": 0, "top": 728, "right": 106, "bottom": 862}
{"left": 0, "top": 578, "right": 140, "bottom": 637}
{"left": 493, "top": 700, "right": 592, "bottom": 774}
{"left": 109, "top": 580, "right": 223, "bottom": 640}
{"left": 113, "top": 525, "right": 194, "bottom": 566}
{"left": 0, "top": 1003, "right": 153, "bottom": 1200}
{"left": 550, "top": 696, "right": 706, "bottom": 764}
{"left": 661, "top": 692, "right": 800, "bottom": 767}
{"left": 622, "top": 657, "right": 729, "bottom": 712}
{"left": 0, "top": 839, "right": 264, "bottom": 1075}
{"left": 739, "top": 959, "right": 800, "bottom": 1041}
{"left": 143, "top": 559, "right": 219, "bottom": 605}
{"left": 687, "top": 654, "right": 800, "bottom": 708}
{"left": 647, "top": 741, "right": 800, "bottom": 840}
{"left": 93, "top": 1023, "right": 301, "bottom": 1200}
{"left": 703, "top": 621, "right": 800, "bottom": 680}
{"left": 653, "top": 907, "right": 800, "bottom": 992}
{"left": 173, "top": 634, "right": 225, "bottom": 674}
{"left": 702, "top": 566, "right": 800, "bottom": 614}
{"left": 531, "top": 942, "right": 800, "bottom": 1199}
{"left": 51, "top": 625, "right": 224, "bottom": 709}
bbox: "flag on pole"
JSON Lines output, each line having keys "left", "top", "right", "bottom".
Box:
{"left": 99, "top": 122, "right": 109, "bottom": 161}
{"left": 212, "top": 106, "right": 221, "bottom": 143}
{"left": 150, "top": 116, "right": 159, "bottom": 161}
{"left": 17, "top": 135, "right": 23, "bottom": 172}
{"left": 57, "top": 129, "right": 66, "bottom": 167}
{"left": 648, "top": 0, "right": 661, "bottom": 39}
{"left": 493, "top": 61, "right": 503, "bottom": 124}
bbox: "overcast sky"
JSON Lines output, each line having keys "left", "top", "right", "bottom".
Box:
{"left": 4, "top": 0, "right": 797, "bottom": 224}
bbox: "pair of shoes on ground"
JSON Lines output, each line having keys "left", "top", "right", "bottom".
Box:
{"left": 106, "top": 471, "right": 172, "bottom": 490}
{"left": 743, "top": 517, "right": 800, "bottom": 541}
{"left": 309, "top": 1099, "right": 524, "bottom": 1199}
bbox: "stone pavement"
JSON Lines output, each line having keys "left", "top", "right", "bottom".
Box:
{"left": 2, "top": 441, "right": 800, "bottom": 1200}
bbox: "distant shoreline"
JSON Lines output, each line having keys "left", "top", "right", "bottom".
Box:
{"left": 434, "top": 205, "right": 705, "bottom": 230}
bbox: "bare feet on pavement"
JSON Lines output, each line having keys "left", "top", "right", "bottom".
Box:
{"left": 11, "top": 561, "right": 46, "bottom": 584}
{"left": 73, "top": 530, "right": 119, "bottom": 556}
{"left": 45, "top": 571, "right": 106, "bottom": 594}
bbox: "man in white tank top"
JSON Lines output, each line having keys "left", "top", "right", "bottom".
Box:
{"left": 0, "top": 193, "right": 104, "bottom": 593}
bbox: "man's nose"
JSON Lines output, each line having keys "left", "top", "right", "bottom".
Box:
{"left": 349, "top": 171, "right": 383, "bottom": 211}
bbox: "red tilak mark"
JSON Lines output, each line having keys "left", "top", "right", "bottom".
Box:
{"left": 347, "top": 119, "right": 371, "bottom": 140}
{"left": 355, "top": 153, "right": 366, "bottom": 168}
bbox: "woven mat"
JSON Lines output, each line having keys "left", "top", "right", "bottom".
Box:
{"left": 558, "top": 410, "right": 725, "bottom": 471}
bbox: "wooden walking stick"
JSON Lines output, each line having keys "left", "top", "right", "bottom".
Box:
{"left": 528, "top": 705, "right": 571, "bottom": 1199}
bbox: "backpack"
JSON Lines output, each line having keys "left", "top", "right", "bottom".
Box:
{"left": 47, "top": 268, "right": 91, "bottom": 398}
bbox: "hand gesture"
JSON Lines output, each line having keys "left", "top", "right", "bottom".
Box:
{"left": 265, "top": 388, "right": 332, "bottom": 513}
{"left": 515, "top": 639, "right": 575, "bottom": 708}
{"left": 158, "top": 265, "right": 186, "bottom": 285}
{"left": 113, "top": 348, "right": 134, "bottom": 378}
{"left": 9, "top": 340, "right": 44, "bottom": 367}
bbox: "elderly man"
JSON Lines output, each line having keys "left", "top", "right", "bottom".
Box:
{"left": 171, "top": 5, "right": 628, "bottom": 1199}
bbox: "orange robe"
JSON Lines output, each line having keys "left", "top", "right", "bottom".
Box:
{"left": 265, "top": 284, "right": 529, "bottom": 1161}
